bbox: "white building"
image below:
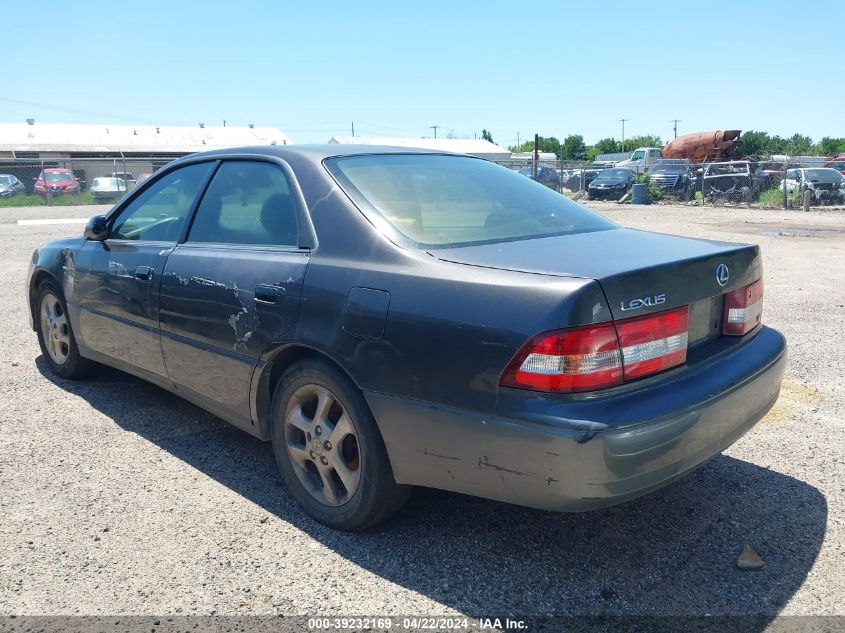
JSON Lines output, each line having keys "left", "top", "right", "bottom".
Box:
{"left": 0, "top": 122, "right": 292, "bottom": 159}
{"left": 328, "top": 136, "right": 510, "bottom": 161}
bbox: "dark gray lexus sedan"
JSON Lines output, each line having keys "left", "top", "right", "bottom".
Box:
{"left": 27, "top": 145, "right": 786, "bottom": 530}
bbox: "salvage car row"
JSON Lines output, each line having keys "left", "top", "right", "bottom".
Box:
{"left": 0, "top": 169, "right": 153, "bottom": 200}
{"left": 521, "top": 159, "right": 845, "bottom": 205}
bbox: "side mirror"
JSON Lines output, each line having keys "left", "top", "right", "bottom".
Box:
{"left": 32, "top": 177, "right": 37, "bottom": 183}
{"left": 84, "top": 215, "right": 109, "bottom": 241}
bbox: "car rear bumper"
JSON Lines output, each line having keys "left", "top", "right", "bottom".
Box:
{"left": 366, "top": 325, "right": 786, "bottom": 511}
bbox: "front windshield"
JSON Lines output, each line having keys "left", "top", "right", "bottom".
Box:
{"left": 598, "top": 169, "right": 629, "bottom": 178}
{"left": 630, "top": 151, "right": 645, "bottom": 160}
{"left": 326, "top": 154, "right": 616, "bottom": 248}
{"left": 42, "top": 171, "right": 72, "bottom": 182}
{"left": 804, "top": 169, "right": 843, "bottom": 182}
{"left": 0, "top": 175, "right": 13, "bottom": 185}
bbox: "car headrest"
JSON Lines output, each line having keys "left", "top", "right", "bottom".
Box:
{"left": 260, "top": 193, "right": 298, "bottom": 245}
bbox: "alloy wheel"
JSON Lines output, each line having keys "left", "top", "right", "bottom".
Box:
{"left": 283, "top": 384, "right": 361, "bottom": 506}
{"left": 40, "top": 293, "right": 70, "bottom": 365}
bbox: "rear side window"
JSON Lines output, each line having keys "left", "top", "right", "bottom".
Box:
{"left": 110, "top": 162, "right": 214, "bottom": 241}
{"left": 325, "top": 154, "right": 615, "bottom": 248}
{"left": 188, "top": 161, "right": 298, "bottom": 246}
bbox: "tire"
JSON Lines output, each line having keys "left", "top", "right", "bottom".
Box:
{"left": 270, "top": 359, "right": 411, "bottom": 530}
{"left": 586, "top": 191, "right": 593, "bottom": 200}
{"left": 34, "top": 278, "right": 95, "bottom": 379}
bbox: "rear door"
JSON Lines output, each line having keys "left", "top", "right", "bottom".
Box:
{"left": 70, "top": 161, "right": 216, "bottom": 380}
{"left": 158, "top": 159, "right": 309, "bottom": 426}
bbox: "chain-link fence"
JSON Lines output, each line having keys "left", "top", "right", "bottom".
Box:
{"left": 0, "top": 154, "right": 183, "bottom": 206}
{"left": 492, "top": 155, "right": 845, "bottom": 210}
{"left": 2, "top": 151, "right": 842, "bottom": 211}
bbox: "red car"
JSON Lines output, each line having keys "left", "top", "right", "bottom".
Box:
{"left": 822, "top": 156, "right": 845, "bottom": 175}
{"left": 33, "top": 169, "right": 81, "bottom": 197}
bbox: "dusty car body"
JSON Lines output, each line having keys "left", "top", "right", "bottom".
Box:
{"left": 821, "top": 156, "right": 845, "bottom": 175}
{"left": 702, "top": 161, "right": 765, "bottom": 203}
{"left": 663, "top": 130, "right": 742, "bottom": 163}
{"left": 782, "top": 168, "right": 845, "bottom": 205}
{"left": 648, "top": 159, "right": 695, "bottom": 199}
{"left": 587, "top": 168, "right": 634, "bottom": 200}
{"left": 0, "top": 174, "right": 25, "bottom": 197}
{"left": 517, "top": 165, "right": 561, "bottom": 190}
{"left": 33, "top": 168, "right": 81, "bottom": 197}
{"left": 27, "top": 145, "right": 786, "bottom": 530}
{"left": 90, "top": 177, "right": 128, "bottom": 202}
{"left": 564, "top": 168, "right": 602, "bottom": 192}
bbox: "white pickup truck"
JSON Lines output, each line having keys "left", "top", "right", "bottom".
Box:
{"left": 615, "top": 147, "right": 663, "bottom": 173}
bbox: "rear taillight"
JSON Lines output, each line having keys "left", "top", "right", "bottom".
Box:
{"left": 723, "top": 279, "right": 763, "bottom": 336}
{"left": 615, "top": 306, "right": 689, "bottom": 380}
{"left": 501, "top": 305, "right": 689, "bottom": 393}
{"left": 500, "top": 324, "right": 623, "bottom": 393}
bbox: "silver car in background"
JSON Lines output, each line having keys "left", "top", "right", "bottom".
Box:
{"left": 90, "top": 177, "right": 128, "bottom": 202}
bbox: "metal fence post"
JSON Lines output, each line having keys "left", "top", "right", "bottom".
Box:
{"left": 782, "top": 163, "right": 788, "bottom": 210}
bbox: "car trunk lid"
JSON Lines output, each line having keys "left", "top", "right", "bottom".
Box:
{"left": 433, "top": 227, "right": 761, "bottom": 346}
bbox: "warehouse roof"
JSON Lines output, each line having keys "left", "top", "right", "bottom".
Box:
{"left": 328, "top": 136, "right": 510, "bottom": 157}
{"left": 0, "top": 122, "right": 292, "bottom": 153}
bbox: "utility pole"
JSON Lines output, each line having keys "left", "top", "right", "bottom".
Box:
{"left": 670, "top": 119, "right": 681, "bottom": 139}
{"left": 516, "top": 132, "right": 520, "bottom": 149}
{"left": 351, "top": 121, "right": 355, "bottom": 137}
{"left": 431, "top": 125, "right": 439, "bottom": 138}
{"left": 619, "top": 119, "right": 629, "bottom": 152}
{"left": 533, "top": 133, "right": 539, "bottom": 179}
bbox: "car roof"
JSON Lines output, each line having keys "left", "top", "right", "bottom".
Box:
{"left": 178, "top": 143, "right": 451, "bottom": 165}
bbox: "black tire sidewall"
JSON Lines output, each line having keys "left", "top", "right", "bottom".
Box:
{"left": 270, "top": 360, "right": 405, "bottom": 530}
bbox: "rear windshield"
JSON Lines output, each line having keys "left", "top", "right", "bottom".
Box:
{"left": 325, "top": 154, "right": 616, "bottom": 248}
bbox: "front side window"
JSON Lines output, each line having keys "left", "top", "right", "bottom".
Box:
{"left": 110, "top": 162, "right": 214, "bottom": 241}
{"left": 326, "top": 154, "right": 616, "bottom": 248}
{"left": 187, "top": 161, "right": 298, "bottom": 246}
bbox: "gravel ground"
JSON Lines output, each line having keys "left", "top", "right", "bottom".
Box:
{"left": 0, "top": 203, "right": 842, "bottom": 624}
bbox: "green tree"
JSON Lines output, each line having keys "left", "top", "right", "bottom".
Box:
{"left": 593, "top": 137, "right": 621, "bottom": 154}
{"left": 541, "top": 136, "right": 561, "bottom": 158}
{"left": 786, "top": 133, "right": 813, "bottom": 156}
{"left": 622, "top": 135, "right": 663, "bottom": 151}
{"left": 481, "top": 129, "right": 494, "bottom": 144}
{"left": 814, "top": 137, "right": 845, "bottom": 157}
{"left": 561, "top": 134, "right": 587, "bottom": 160}
{"left": 740, "top": 131, "right": 771, "bottom": 157}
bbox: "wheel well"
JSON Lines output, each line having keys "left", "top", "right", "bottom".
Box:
{"left": 28, "top": 271, "right": 56, "bottom": 327}
{"left": 255, "top": 345, "right": 359, "bottom": 439}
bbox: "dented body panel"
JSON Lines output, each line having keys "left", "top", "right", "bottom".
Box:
{"left": 27, "top": 144, "right": 786, "bottom": 514}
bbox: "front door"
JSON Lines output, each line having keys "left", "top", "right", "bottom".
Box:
{"left": 69, "top": 161, "right": 216, "bottom": 380}
{"left": 158, "top": 159, "right": 308, "bottom": 426}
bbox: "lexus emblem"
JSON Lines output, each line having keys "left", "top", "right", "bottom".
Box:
{"left": 715, "top": 263, "right": 730, "bottom": 286}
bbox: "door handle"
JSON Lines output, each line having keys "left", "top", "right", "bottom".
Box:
{"left": 134, "top": 265, "right": 154, "bottom": 281}
{"left": 255, "top": 284, "right": 283, "bottom": 304}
